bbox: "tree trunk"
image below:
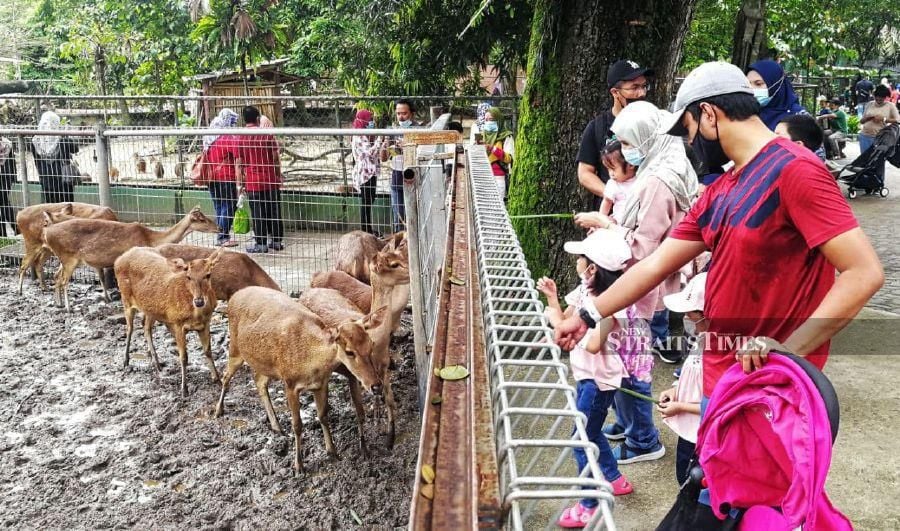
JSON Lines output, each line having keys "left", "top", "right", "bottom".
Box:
{"left": 241, "top": 52, "right": 250, "bottom": 97}
{"left": 731, "top": 0, "right": 767, "bottom": 71}
{"left": 508, "top": 0, "right": 697, "bottom": 284}
{"left": 0, "top": 81, "right": 34, "bottom": 94}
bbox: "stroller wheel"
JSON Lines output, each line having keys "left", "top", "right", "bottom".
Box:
{"left": 880, "top": 187, "right": 890, "bottom": 198}
{"left": 848, "top": 188, "right": 857, "bottom": 199}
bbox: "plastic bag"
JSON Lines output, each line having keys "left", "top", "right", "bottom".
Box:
{"left": 233, "top": 195, "right": 250, "bottom": 234}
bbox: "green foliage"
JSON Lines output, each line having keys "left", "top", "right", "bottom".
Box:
{"left": 847, "top": 114, "right": 859, "bottom": 135}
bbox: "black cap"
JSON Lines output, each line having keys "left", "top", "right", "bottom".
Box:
{"left": 607, "top": 60, "right": 655, "bottom": 89}
{"left": 830, "top": 97, "right": 841, "bottom": 105}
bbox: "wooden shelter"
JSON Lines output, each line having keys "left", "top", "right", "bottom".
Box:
{"left": 188, "top": 58, "right": 304, "bottom": 126}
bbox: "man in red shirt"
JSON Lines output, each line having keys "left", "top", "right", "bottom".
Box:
{"left": 236, "top": 106, "right": 284, "bottom": 253}
{"left": 555, "top": 61, "right": 884, "bottom": 398}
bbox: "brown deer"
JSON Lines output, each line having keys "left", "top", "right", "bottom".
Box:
{"left": 216, "top": 286, "right": 386, "bottom": 473}
{"left": 300, "top": 248, "right": 410, "bottom": 447}
{"left": 115, "top": 247, "right": 224, "bottom": 397}
{"left": 153, "top": 161, "right": 164, "bottom": 180}
{"left": 332, "top": 230, "right": 387, "bottom": 284}
{"left": 17, "top": 202, "right": 118, "bottom": 295}
{"left": 42, "top": 206, "right": 219, "bottom": 311}
{"left": 156, "top": 244, "right": 280, "bottom": 301}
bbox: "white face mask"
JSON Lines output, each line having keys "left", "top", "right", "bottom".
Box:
{"left": 684, "top": 317, "right": 706, "bottom": 336}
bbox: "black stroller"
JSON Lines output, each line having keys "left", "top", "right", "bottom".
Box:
{"left": 832, "top": 123, "right": 898, "bottom": 199}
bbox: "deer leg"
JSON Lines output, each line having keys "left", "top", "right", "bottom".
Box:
{"left": 214, "top": 347, "right": 244, "bottom": 418}
{"left": 253, "top": 373, "right": 283, "bottom": 435}
{"left": 174, "top": 326, "right": 189, "bottom": 397}
{"left": 198, "top": 326, "right": 220, "bottom": 382}
{"left": 313, "top": 385, "right": 338, "bottom": 460}
{"left": 284, "top": 383, "right": 304, "bottom": 475}
{"left": 57, "top": 260, "right": 76, "bottom": 312}
{"left": 383, "top": 372, "right": 396, "bottom": 448}
{"left": 123, "top": 305, "right": 136, "bottom": 369}
{"left": 346, "top": 377, "right": 369, "bottom": 457}
{"left": 35, "top": 248, "right": 49, "bottom": 290}
{"left": 17, "top": 246, "right": 37, "bottom": 295}
{"left": 143, "top": 316, "right": 162, "bottom": 372}
{"left": 94, "top": 267, "right": 110, "bottom": 301}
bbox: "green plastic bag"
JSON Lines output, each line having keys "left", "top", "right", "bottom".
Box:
{"left": 233, "top": 194, "right": 250, "bottom": 234}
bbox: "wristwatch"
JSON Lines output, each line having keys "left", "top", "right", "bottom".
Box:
{"left": 578, "top": 304, "right": 603, "bottom": 329}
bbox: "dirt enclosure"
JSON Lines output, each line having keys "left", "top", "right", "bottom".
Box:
{"left": 0, "top": 270, "right": 418, "bottom": 528}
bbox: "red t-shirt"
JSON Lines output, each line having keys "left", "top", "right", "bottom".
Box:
{"left": 237, "top": 125, "right": 281, "bottom": 191}
{"left": 670, "top": 137, "right": 858, "bottom": 396}
{"left": 206, "top": 135, "right": 239, "bottom": 182}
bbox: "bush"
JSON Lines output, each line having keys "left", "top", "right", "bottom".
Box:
{"left": 847, "top": 114, "right": 860, "bottom": 135}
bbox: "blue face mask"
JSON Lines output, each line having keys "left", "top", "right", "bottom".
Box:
{"left": 366, "top": 121, "right": 375, "bottom": 129}
{"left": 483, "top": 121, "right": 498, "bottom": 133}
{"left": 398, "top": 119, "right": 412, "bottom": 128}
{"left": 754, "top": 88, "right": 772, "bottom": 107}
{"left": 622, "top": 146, "right": 645, "bottom": 167}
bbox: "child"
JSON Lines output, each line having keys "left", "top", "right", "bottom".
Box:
{"left": 537, "top": 229, "right": 637, "bottom": 528}
{"left": 657, "top": 273, "right": 707, "bottom": 485}
{"left": 598, "top": 141, "right": 637, "bottom": 226}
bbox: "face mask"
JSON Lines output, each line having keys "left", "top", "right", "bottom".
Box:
{"left": 683, "top": 319, "right": 697, "bottom": 337}
{"left": 691, "top": 110, "right": 730, "bottom": 171}
{"left": 366, "top": 121, "right": 375, "bottom": 129}
{"left": 753, "top": 88, "right": 772, "bottom": 107}
{"left": 483, "top": 121, "right": 498, "bottom": 133}
{"left": 398, "top": 119, "right": 412, "bottom": 128}
{"left": 622, "top": 146, "right": 645, "bottom": 167}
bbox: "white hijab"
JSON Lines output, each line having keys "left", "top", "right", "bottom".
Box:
{"left": 33, "top": 111, "right": 62, "bottom": 158}
{"left": 203, "top": 108, "right": 239, "bottom": 151}
{"left": 611, "top": 101, "right": 698, "bottom": 229}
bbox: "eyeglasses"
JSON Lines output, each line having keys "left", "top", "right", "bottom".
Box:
{"left": 618, "top": 83, "right": 650, "bottom": 94}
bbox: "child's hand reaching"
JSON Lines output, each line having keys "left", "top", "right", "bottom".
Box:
{"left": 536, "top": 277, "right": 558, "bottom": 299}
{"left": 656, "top": 387, "right": 680, "bottom": 418}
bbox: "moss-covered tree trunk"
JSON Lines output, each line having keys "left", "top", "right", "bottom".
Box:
{"left": 508, "top": 0, "right": 696, "bottom": 285}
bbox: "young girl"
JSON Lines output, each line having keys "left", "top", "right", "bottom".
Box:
{"left": 537, "top": 229, "right": 639, "bottom": 528}
{"left": 658, "top": 273, "right": 707, "bottom": 485}
{"left": 598, "top": 141, "right": 638, "bottom": 226}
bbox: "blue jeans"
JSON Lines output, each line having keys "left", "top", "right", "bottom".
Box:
{"left": 857, "top": 103, "right": 866, "bottom": 119}
{"left": 613, "top": 377, "right": 660, "bottom": 450}
{"left": 208, "top": 180, "right": 237, "bottom": 241}
{"left": 650, "top": 309, "right": 670, "bottom": 344}
{"left": 573, "top": 380, "right": 621, "bottom": 508}
{"left": 390, "top": 169, "right": 406, "bottom": 233}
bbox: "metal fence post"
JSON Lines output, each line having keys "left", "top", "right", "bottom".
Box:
{"left": 17, "top": 135, "right": 29, "bottom": 207}
{"left": 402, "top": 141, "right": 429, "bottom": 409}
{"left": 95, "top": 123, "right": 112, "bottom": 208}
{"left": 334, "top": 100, "right": 350, "bottom": 227}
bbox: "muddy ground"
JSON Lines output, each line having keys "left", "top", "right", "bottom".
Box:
{"left": 0, "top": 269, "right": 418, "bottom": 529}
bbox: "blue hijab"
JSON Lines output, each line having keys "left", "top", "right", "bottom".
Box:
{"left": 748, "top": 60, "right": 807, "bottom": 130}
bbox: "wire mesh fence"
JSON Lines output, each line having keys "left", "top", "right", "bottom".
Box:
{"left": 467, "top": 146, "right": 616, "bottom": 530}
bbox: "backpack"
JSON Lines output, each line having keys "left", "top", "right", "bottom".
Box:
{"left": 190, "top": 151, "right": 212, "bottom": 187}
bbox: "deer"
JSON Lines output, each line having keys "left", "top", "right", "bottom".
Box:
{"left": 332, "top": 230, "right": 389, "bottom": 284}
{"left": 216, "top": 285, "right": 387, "bottom": 473}
{"left": 115, "top": 247, "right": 224, "bottom": 397}
{"left": 300, "top": 247, "right": 410, "bottom": 447}
{"left": 17, "top": 202, "right": 118, "bottom": 295}
{"left": 41, "top": 206, "right": 219, "bottom": 311}
{"left": 153, "top": 161, "right": 164, "bottom": 180}
{"left": 156, "top": 244, "right": 280, "bottom": 301}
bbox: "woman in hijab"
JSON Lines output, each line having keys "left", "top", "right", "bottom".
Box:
{"left": 746, "top": 60, "right": 808, "bottom": 131}
{"left": 32, "top": 111, "right": 80, "bottom": 204}
{"left": 574, "top": 101, "right": 699, "bottom": 463}
{"left": 0, "top": 138, "right": 17, "bottom": 235}
{"left": 204, "top": 108, "right": 240, "bottom": 247}
{"left": 482, "top": 106, "right": 514, "bottom": 201}
{"left": 350, "top": 108, "right": 386, "bottom": 235}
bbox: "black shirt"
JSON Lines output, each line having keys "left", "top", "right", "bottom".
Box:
{"left": 856, "top": 79, "right": 875, "bottom": 104}
{"left": 576, "top": 110, "right": 616, "bottom": 184}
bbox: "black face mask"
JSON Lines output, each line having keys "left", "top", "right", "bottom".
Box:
{"left": 691, "top": 119, "right": 729, "bottom": 172}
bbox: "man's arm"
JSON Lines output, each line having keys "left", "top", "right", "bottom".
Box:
{"left": 577, "top": 162, "right": 606, "bottom": 197}
{"left": 782, "top": 228, "right": 884, "bottom": 355}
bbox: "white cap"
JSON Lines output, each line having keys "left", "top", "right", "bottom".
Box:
{"left": 663, "top": 272, "right": 707, "bottom": 313}
{"left": 562, "top": 229, "right": 632, "bottom": 272}
{"left": 660, "top": 61, "right": 754, "bottom": 136}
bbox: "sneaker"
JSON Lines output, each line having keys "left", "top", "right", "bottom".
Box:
{"left": 657, "top": 347, "right": 683, "bottom": 364}
{"left": 673, "top": 366, "right": 682, "bottom": 379}
{"left": 269, "top": 242, "right": 284, "bottom": 251}
{"left": 218, "top": 239, "right": 238, "bottom": 248}
{"left": 601, "top": 423, "right": 626, "bottom": 441}
{"left": 557, "top": 502, "right": 598, "bottom": 528}
{"left": 610, "top": 475, "right": 633, "bottom": 496}
{"left": 246, "top": 244, "right": 268, "bottom": 254}
{"left": 613, "top": 443, "right": 666, "bottom": 464}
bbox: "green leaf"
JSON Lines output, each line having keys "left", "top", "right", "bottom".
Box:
{"left": 421, "top": 464, "right": 435, "bottom": 484}
{"left": 438, "top": 365, "right": 469, "bottom": 381}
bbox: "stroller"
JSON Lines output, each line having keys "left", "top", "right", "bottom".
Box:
{"left": 657, "top": 354, "right": 851, "bottom": 531}
{"left": 832, "top": 123, "right": 898, "bottom": 199}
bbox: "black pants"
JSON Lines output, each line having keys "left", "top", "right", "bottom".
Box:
{"left": 0, "top": 189, "right": 16, "bottom": 235}
{"left": 360, "top": 174, "right": 378, "bottom": 235}
{"left": 248, "top": 189, "right": 283, "bottom": 246}
{"left": 675, "top": 436, "right": 697, "bottom": 486}
{"left": 39, "top": 175, "right": 74, "bottom": 204}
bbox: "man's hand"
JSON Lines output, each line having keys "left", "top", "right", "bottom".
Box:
{"left": 734, "top": 336, "right": 790, "bottom": 374}
{"left": 554, "top": 313, "right": 589, "bottom": 351}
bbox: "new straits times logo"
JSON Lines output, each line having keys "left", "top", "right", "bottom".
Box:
{"left": 607, "top": 329, "right": 771, "bottom": 353}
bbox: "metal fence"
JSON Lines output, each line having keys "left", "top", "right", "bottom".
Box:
{"left": 467, "top": 146, "right": 615, "bottom": 530}
{"left": 0, "top": 122, "right": 456, "bottom": 296}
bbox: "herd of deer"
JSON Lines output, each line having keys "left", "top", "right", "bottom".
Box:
{"left": 13, "top": 202, "right": 412, "bottom": 473}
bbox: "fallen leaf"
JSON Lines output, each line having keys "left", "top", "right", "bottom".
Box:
{"left": 433, "top": 367, "right": 441, "bottom": 377}
{"left": 449, "top": 276, "right": 466, "bottom": 286}
{"left": 430, "top": 395, "right": 442, "bottom": 405}
{"left": 350, "top": 509, "right": 362, "bottom": 525}
{"left": 421, "top": 464, "right": 435, "bottom": 484}
{"left": 420, "top": 483, "right": 434, "bottom": 499}
{"left": 439, "top": 365, "right": 470, "bottom": 381}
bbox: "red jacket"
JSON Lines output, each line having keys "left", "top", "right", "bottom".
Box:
{"left": 238, "top": 125, "right": 281, "bottom": 191}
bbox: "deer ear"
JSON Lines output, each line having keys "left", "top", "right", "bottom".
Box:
{"left": 41, "top": 211, "right": 52, "bottom": 227}
{"left": 363, "top": 305, "right": 388, "bottom": 330}
{"left": 325, "top": 326, "right": 341, "bottom": 345}
{"left": 167, "top": 258, "right": 187, "bottom": 273}
{"left": 206, "top": 247, "right": 225, "bottom": 270}
{"left": 61, "top": 203, "right": 73, "bottom": 215}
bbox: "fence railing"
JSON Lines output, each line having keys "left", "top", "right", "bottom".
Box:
{"left": 467, "top": 146, "right": 615, "bottom": 530}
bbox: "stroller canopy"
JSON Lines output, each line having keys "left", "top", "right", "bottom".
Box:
{"left": 697, "top": 355, "right": 851, "bottom": 530}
